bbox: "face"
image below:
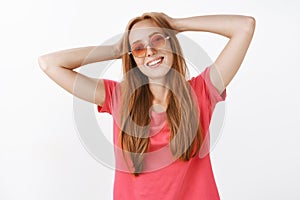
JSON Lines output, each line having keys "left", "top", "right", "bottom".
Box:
{"left": 129, "top": 19, "right": 174, "bottom": 83}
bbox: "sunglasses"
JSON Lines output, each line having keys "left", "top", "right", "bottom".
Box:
{"left": 128, "top": 33, "right": 170, "bottom": 58}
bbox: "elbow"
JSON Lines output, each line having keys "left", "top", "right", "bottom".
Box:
{"left": 243, "top": 16, "right": 256, "bottom": 34}
{"left": 38, "top": 54, "right": 53, "bottom": 71}
{"left": 38, "top": 55, "right": 48, "bottom": 71}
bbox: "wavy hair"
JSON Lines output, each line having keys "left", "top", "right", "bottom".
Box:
{"left": 119, "top": 13, "right": 202, "bottom": 176}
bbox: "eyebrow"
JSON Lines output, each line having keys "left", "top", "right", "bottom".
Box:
{"left": 131, "top": 31, "right": 163, "bottom": 45}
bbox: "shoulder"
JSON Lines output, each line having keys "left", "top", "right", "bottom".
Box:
{"left": 189, "top": 66, "right": 226, "bottom": 107}
{"left": 97, "top": 79, "right": 121, "bottom": 114}
{"left": 103, "top": 79, "right": 118, "bottom": 87}
{"left": 188, "top": 66, "right": 210, "bottom": 93}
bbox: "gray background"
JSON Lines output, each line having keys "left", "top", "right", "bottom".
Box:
{"left": 0, "top": 0, "right": 299, "bottom": 199}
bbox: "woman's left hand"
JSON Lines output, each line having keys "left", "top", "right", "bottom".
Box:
{"left": 145, "top": 12, "right": 179, "bottom": 32}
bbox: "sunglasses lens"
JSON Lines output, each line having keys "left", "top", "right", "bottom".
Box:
{"left": 150, "top": 34, "right": 166, "bottom": 49}
{"left": 130, "top": 34, "right": 168, "bottom": 57}
{"left": 131, "top": 43, "right": 146, "bottom": 57}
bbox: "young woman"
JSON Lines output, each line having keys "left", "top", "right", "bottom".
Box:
{"left": 39, "top": 12, "right": 255, "bottom": 200}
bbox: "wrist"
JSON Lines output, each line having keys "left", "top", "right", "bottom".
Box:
{"left": 172, "top": 18, "right": 184, "bottom": 33}
{"left": 112, "top": 44, "right": 121, "bottom": 59}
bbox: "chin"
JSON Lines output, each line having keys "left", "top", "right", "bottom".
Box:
{"left": 138, "top": 63, "right": 171, "bottom": 81}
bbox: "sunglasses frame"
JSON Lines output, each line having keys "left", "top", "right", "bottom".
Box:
{"left": 128, "top": 33, "right": 171, "bottom": 58}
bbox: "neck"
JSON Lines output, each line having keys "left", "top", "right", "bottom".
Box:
{"left": 149, "top": 82, "right": 169, "bottom": 112}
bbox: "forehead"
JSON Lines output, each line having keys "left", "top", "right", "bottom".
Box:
{"left": 129, "top": 19, "right": 164, "bottom": 43}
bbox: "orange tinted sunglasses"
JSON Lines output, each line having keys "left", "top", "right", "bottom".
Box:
{"left": 129, "top": 33, "right": 170, "bottom": 58}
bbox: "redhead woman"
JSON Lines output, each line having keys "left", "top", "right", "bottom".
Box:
{"left": 38, "top": 12, "right": 255, "bottom": 200}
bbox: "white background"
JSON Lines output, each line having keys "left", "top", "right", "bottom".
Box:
{"left": 1, "top": 0, "right": 299, "bottom": 199}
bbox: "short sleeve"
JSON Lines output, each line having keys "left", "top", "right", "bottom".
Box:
{"left": 189, "top": 66, "right": 227, "bottom": 158}
{"left": 189, "top": 66, "right": 226, "bottom": 111}
{"left": 97, "top": 79, "right": 118, "bottom": 115}
{"left": 200, "top": 66, "right": 227, "bottom": 106}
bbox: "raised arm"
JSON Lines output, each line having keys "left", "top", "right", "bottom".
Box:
{"left": 38, "top": 40, "right": 123, "bottom": 105}
{"left": 162, "top": 13, "right": 256, "bottom": 94}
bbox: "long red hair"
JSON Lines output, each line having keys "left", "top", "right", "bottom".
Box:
{"left": 119, "top": 13, "right": 202, "bottom": 176}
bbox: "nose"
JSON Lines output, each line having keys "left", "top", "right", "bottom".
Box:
{"left": 146, "top": 45, "right": 157, "bottom": 57}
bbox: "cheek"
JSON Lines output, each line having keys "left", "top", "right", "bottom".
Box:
{"left": 133, "top": 57, "right": 144, "bottom": 66}
{"left": 170, "top": 54, "right": 174, "bottom": 65}
{"left": 165, "top": 52, "right": 174, "bottom": 66}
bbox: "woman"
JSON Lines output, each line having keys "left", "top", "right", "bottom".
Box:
{"left": 39, "top": 12, "right": 255, "bottom": 200}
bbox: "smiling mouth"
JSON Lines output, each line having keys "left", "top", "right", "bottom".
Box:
{"left": 146, "top": 57, "right": 164, "bottom": 68}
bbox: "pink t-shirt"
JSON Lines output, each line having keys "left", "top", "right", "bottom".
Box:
{"left": 97, "top": 66, "right": 226, "bottom": 200}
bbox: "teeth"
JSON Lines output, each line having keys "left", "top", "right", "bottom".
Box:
{"left": 148, "top": 58, "right": 162, "bottom": 66}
